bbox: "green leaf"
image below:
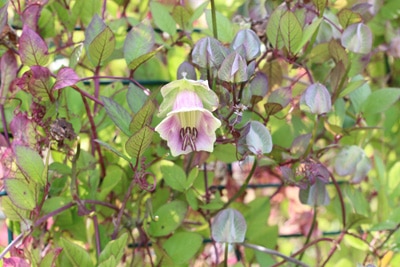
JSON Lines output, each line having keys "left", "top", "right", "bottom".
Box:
{"left": 127, "top": 83, "right": 147, "bottom": 113}
{"left": 212, "top": 208, "right": 247, "bottom": 243}
{"left": 266, "top": 6, "right": 285, "bottom": 49}
{"left": 160, "top": 163, "right": 186, "bottom": 192}
{"left": 4, "top": 178, "right": 36, "bottom": 210}
{"left": 346, "top": 213, "right": 370, "bottom": 230}
{"left": 212, "top": 144, "right": 238, "bottom": 163}
{"left": 95, "top": 139, "right": 130, "bottom": 162}
{"left": 15, "top": 145, "right": 45, "bottom": 185}
{"left": 295, "top": 18, "right": 322, "bottom": 54}
{"left": 60, "top": 238, "right": 94, "bottom": 267}
{"left": 85, "top": 15, "right": 115, "bottom": 66}
{"left": 125, "top": 126, "right": 154, "bottom": 159}
{"left": 101, "top": 96, "right": 132, "bottom": 136}
{"left": 312, "top": 0, "right": 327, "bottom": 16}
{"left": 1, "top": 196, "right": 30, "bottom": 221}
{"left": 98, "top": 233, "right": 128, "bottom": 264}
{"left": 186, "top": 188, "right": 199, "bottom": 211}
{"left": 19, "top": 25, "right": 49, "bottom": 66}
{"left": 150, "top": 2, "right": 177, "bottom": 36}
{"left": 98, "top": 257, "right": 117, "bottom": 267}
{"left": 124, "top": 22, "right": 156, "bottom": 69}
{"left": 172, "top": 5, "right": 192, "bottom": 30}
{"left": 126, "top": 47, "right": 162, "bottom": 71}
{"left": 88, "top": 26, "right": 115, "bottom": 66}
{"left": 148, "top": 200, "right": 187, "bottom": 237}
{"left": 98, "top": 167, "right": 123, "bottom": 200}
{"left": 280, "top": 11, "right": 303, "bottom": 54}
{"left": 361, "top": 88, "right": 400, "bottom": 115}
{"left": 338, "top": 76, "right": 366, "bottom": 98}
{"left": 337, "top": 9, "right": 362, "bottom": 28}
{"left": 205, "top": 9, "right": 234, "bottom": 43}
{"left": 129, "top": 99, "right": 156, "bottom": 134}
{"left": 163, "top": 232, "right": 203, "bottom": 264}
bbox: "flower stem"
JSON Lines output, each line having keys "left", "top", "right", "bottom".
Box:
{"left": 224, "top": 242, "right": 228, "bottom": 267}
{"left": 210, "top": 0, "right": 218, "bottom": 39}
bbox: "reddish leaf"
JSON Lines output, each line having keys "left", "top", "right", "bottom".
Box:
{"left": 19, "top": 25, "right": 49, "bottom": 66}
{"left": 0, "top": 1, "right": 8, "bottom": 34}
{"left": 21, "top": 3, "right": 42, "bottom": 31}
{"left": 4, "top": 257, "right": 31, "bottom": 267}
{"left": 52, "top": 67, "right": 80, "bottom": 91}
{"left": 0, "top": 50, "right": 18, "bottom": 104}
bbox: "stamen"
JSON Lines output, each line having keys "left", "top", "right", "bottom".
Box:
{"left": 180, "top": 127, "right": 198, "bottom": 152}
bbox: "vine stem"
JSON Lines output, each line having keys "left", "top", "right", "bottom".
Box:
{"left": 81, "top": 95, "right": 106, "bottom": 178}
{"left": 221, "top": 159, "right": 257, "bottom": 210}
{"left": 0, "top": 233, "right": 24, "bottom": 260}
{"left": 111, "top": 173, "right": 137, "bottom": 239}
{"left": 93, "top": 66, "right": 101, "bottom": 112}
{"left": 242, "top": 243, "right": 309, "bottom": 267}
{"left": 210, "top": 0, "right": 218, "bottom": 39}
{"left": 298, "top": 205, "right": 317, "bottom": 263}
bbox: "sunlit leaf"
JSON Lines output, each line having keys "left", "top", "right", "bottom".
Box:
{"left": 163, "top": 232, "right": 203, "bottom": 264}
{"left": 148, "top": 200, "right": 187, "bottom": 237}
{"left": 312, "top": 0, "right": 327, "bottom": 16}
{"left": 1, "top": 196, "right": 30, "bottom": 221}
{"left": 361, "top": 88, "right": 400, "bottom": 115}
{"left": 4, "top": 178, "right": 36, "bottom": 210}
{"left": 85, "top": 15, "right": 115, "bottom": 66}
{"left": 59, "top": 238, "right": 94, "bottom": 267}
{"left": 98, "top": 233, "right": 128, "bottom": 264}
{"left": 205, "top": 9, "right": 234, "bottom": 42}
{"left": 124, "top": 22, "right": 155, "bottom": 69}
{"left": 101, "top": 96, "right": 132, "bottom": 136}
{"left": 150, "top": 2, "right": 177, "bottom": 36}
{"left": 280, "top": 10, "right": 303, "bottom": 54}
{"left": 295, "top": 18, "right": 322, "bottom": 54}
{"left": 338, "top": 9, "right": 362, "bottom": 29}
{"left": 126, "top": 47, "right": 162, "bottom": 71}
{"left": 19, "top": 25, "right": 49, "bottom": 66}
{"left": 212, "top": 208, "right": 247, "bottom": 243}
{"left": 125, "top": 126, "right": 154, "bottom": 159}
{"left": 129, "top": 99, "right": 156, "bottom": 134}
{"left": 160, "top": 163, "right": 186, "bottom": 192}
{"left": 15, "top": 145, "right": 45, "bottom": 186}
{"left": 266, "top": 6, "right": 285, "bottom": 49}
{"left": 341, "top": 23, "right": 372, "bottom": 54}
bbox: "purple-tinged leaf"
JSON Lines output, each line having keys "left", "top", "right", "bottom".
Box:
{"left": 0, "top": 50, "right": 18, "bottom": 104}
{"left": 0, "top": 0, "right": 8, "bottom": 35}
{"left": 19, "top": 25, "right": 49, "bottom": 66}
{"left": 177, "top": 61, "right": 196, "bottom": 80}
{"left": 290, "top": 133, "right": 312, "bottom": 158}
{"left": 28, "top": 66, "right": 53, "bottom": 101}
{"left": 21, "top": 3, "right": 45, "bottom": 31}
{"left": 334, "top": 145, "right": 371, "bottom": 183}
{"left": 249, "top": 72, "right": 269, "bottom": 98}
{"left": 268, "top": 86, "right": 291, "bottom": 108}
{"left": 84, "top": 14, "right": 106, "bottom": 46}
{"left": 192, "top": 37, "right": 228, "bottom": 70}
{"left": 218, "top": 52, "right": 248, "bottom": 83}
{"left": 231, "top": 29, "right": 262, "bottom": 61}
{"left": 3, "top": 257, "right": 31, "bottom": 267}
{"left": 52, "top": 67, "right": 80, "bottom": 91}
{"left": 238, "top": 121, "right": 273, "bottom": 156}
{"left": 300, "top": 83, "right": 332, "bottom": 115}
{"left": 212, "top": 208, "right": 247, "bottom": 243}
{"left": 10, "top": 113, "right": 37, "bottom": 147}
{"left": 299, "top": 178, "right": 330, "bottom": 206}
{"left": 341, "top": 23, "right": 372, "bottom": 54}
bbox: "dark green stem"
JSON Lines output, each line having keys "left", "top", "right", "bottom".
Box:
{"left": 210, "top": 0, "right": 218, "bottom": 39}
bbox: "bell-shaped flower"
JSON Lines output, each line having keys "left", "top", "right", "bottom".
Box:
{"left": 158, "top": 78, "right": 219, "bottom": 118}
{"left": 155, "top": 90, "right": 221, "bottom": 156}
